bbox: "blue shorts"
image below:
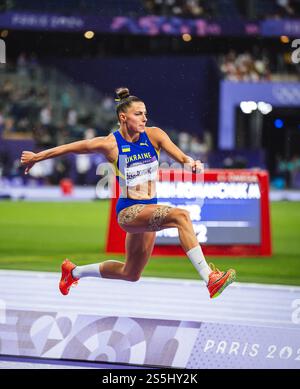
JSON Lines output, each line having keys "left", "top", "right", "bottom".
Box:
{"left": 116, "top": 197, "right": 158, "bottom": 216}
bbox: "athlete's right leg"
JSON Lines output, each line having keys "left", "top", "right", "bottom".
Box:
{"left": 118, "top": 205, "right": 198, "bottom": 251}
{"left": 118, "top": 205, "right": 212, "bottom": 282}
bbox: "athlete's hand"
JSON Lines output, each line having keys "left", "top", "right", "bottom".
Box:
{"left": 192, "top": 159, "right": 204, "bottom": 173}
{"left": 20, "top": 151, "right": 37, "bottom": 175}
{"left": 185, "top": 157, "right": 204, "bottom": 173}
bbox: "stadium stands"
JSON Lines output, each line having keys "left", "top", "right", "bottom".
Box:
{"left": 2, "top": 0, "right": 299, "bottom": 19}
{"left": 0, "top": 58, "right": 116, "bottom": 144}
{"left": 0, "top": 1, "right": 299, "bottom": 188}
{"left": 1, "top": 0, "right": 147, "bottom": 17}
{"left": 144, "top": 0, "right": 300, "bottom": 19}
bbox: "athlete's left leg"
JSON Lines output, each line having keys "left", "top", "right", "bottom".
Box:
{"left": 99, "top": 231, "right": 156, "bottom": 281}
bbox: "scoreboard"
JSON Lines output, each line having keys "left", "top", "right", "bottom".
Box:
{"left": 106, "top": 169, "right": 272, "bottom": 256}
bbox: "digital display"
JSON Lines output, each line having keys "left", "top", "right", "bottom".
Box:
{"left": 106, "top": 169, "right": 271, "bottom": 256}
{"left": 155, "top": 181, "right": 261, "bottom": 245}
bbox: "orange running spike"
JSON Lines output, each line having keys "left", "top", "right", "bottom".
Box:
{"left": 59, "top": 259, "right": 79, "bottom": 296}
{"left": 207, "top": 263, "right": 236, "bottom": 299}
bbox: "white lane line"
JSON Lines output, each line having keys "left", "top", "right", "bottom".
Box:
{"left": 0, "top": 284, "right": 296, "bottom": 305}
{"left": 2, "top": 304, "right": 296, "bottom": 327}
{"left": 3, "top": 297, "right": 296, "bottom": 320}
{"left": 0, "top": 270, "right": 299, "bottom": 329}
{"left": 1, "top": 295, "right": 295, "bottom": 317}
{"left": 0, "top": 270, "right": 299, "bottom": 291}
{"left": 0, "top": 280, "right": 300, "bottom": 309}
{"left": 1, "top": 282, "right": 298, "bottom": 306}
{"left": 1, "top": 275, "right": 299, "bottom": 295}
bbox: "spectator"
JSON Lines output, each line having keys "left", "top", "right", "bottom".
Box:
{"left": 17, "top": 52, "right": 28, "bottom": 77}
{"left": 178, "top": 131, "right": 191, "bottom": 153}
{"left": 67, "top": 108, "right": 78, "bottom": 127}
{"left": 220, "top": 50, "right": 271, "bottom": 81}
{"left": 190, "top": 134, "right": 209, "bottom": 155}
{"left": 276, "top": 0, "right": 296, "bottom": 17}
{"left": 144, "top": 0, "right": 211, "bottom": 18}
{"left": 75, "top": 154, "right": 92, "bottom": 185}
{"left": 0, "top": 111, "right": 4, "bottom": 136}
{"left": 276, "top": 154, "right": 300, "bottom": 188}
{"left": 40, "top": 105, "right": 52, "bottom": 126}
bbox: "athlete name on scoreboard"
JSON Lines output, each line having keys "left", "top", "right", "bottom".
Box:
{"left": 217, "top": 173, "right": 259, "bottom": 183}
{"left": 156, "top": 182, "right": 261, "bottom": 199}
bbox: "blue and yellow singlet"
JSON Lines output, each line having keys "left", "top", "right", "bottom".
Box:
{"left": 113, "top": 129, "right": 160, "bottom": 215}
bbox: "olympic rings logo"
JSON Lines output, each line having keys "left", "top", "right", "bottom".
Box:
{"left": 272, "top": 85, "right": 300, "bottom": 104}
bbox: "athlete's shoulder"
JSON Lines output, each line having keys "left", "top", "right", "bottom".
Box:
{"left": 96, "top": 133, "right": 118, "bottom": 162}
{"left": 145, "top": 126, "right": 163, "bottom": 133}
{"left": 145, "top": 126, "right": 169, "bottom": 146}
{"left": 103, "top": 133, "right": 119, "bottom": 151}
{"left": 145, "top": 127, "right": 166, "bottom": 151}
{"left": 86, "top": 133, "right": 117, "bottom": 159}
{"left": 91, "top": 133, "right": 116, "bottom": 148}
{"left": 106, "top": 132, "right": 118, "bottom": 142}
{"left": 145, "top": 126, "right": 166, "bottom": 140}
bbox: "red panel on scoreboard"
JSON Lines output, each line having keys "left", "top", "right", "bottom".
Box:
{"left": 106, "top": 169, "right": 272, "bottom": 257}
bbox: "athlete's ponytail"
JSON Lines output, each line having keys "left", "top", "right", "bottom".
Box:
{"left": 115, "top": 87, "right": 143, "bottom": 118}
{"left": 115, "top": 87, "right": 130, "bottom": 101}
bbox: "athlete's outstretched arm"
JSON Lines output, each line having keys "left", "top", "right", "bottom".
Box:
{"left": 20, "top": 136, "right": 110, "bottom": 174}
{"left": 152, "top": 127, "right": 203, "bottom": 172}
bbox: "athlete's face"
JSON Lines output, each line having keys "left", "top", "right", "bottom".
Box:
{"left": 120, "top": 102, "right": 147, "bottom": 133}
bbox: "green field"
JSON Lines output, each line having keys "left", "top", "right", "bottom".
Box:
{"left": 0, "top": 200, "right": 299, "bottom": 285}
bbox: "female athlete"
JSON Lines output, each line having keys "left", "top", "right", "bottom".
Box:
{"left": 20, "top": 87, "right": 236, "bottom": 299}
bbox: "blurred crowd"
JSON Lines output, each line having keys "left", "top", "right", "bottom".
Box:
{"left": 263, "top": 0, "right": 300, "bottom": 18}
{"left": 144, "top": 0, "right": 300, "bottom": 19}
{"left": 220, "top": 48, "right": 300, "bottom": 81}
{"left": 0, "top": 54, "right": 118, "bottom": 185}
{"left": 0, "top": 0, "right": 146, "bottom": 17}
{"left": 0, "top": 55, "right": 213, "bottom": 185}
{"left": 274, "top": 155, "right": 300, "bottom": 189}
{"left": 1, "top": 51, "right": 298, "bottom": 188}
{"left": 0, "top": 54, "right": 116, "bottom": 148}
{"left": 144, "top": 0, "right": 214, "bottom": 18}
{"left": 176, "top": 131, "right": 212, "bottom": 157}
{"left": 220, "top": 50, "right": 271, "bottom": 82}
{"left": 1, "top": 0, "right": 299, "bottom": 20}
